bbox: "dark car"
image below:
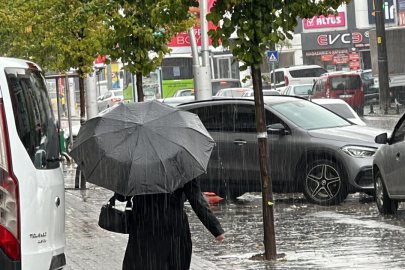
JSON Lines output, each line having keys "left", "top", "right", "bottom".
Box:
{"left": 178, "top": 97, "right": 386, "bottom": 205}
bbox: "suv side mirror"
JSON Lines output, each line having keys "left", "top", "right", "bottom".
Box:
{"left": 267, "top": 123, "right": 289, "bottom": 135}
{"left": 375, "top": 133, "right": 388, "bottom": 144}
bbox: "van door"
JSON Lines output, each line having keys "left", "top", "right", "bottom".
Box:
{"left": 3, "top": 67, "right": 65, "bottom": 270}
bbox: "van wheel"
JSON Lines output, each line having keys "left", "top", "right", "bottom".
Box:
{"left": 375, "top": 171, "right": 398, "bottom": 215}
{"left": 303, "top": 159, "right": 348, "bottom": 205}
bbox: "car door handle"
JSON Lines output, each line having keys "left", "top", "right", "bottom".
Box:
{"left": 233, "top": 140, "right": 247, "bottom": 145}
{"left": 396, "top": 152, "right": 401, "bottom": 161}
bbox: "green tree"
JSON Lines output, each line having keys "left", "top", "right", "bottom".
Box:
{"left": 0, "top": 0, "right": 108, "bottom": 119}
{"left": 101, "top": 0, "right": 197, "bottom": 102}
{"left": 207, "top": 0, "right": 349, "bottom": 261}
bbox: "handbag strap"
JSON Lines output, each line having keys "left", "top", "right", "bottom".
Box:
{"left": 108, "top": 196, "right": 116, "bottom": 207}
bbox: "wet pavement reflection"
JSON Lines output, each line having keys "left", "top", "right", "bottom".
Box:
{"left": 187, "top": 193, "right": 405, "bottom": 269}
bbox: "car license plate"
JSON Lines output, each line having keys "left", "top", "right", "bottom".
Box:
{"left": 339, "top": 95, "right": 353, "bottom": 98}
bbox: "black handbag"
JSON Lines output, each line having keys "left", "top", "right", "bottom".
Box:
{"left": 98, "top": 196, "right": 132, "bottom": 234}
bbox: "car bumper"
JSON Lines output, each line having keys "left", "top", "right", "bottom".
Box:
{"left": 340, "top": 153, "right": 374, "bottom": 191}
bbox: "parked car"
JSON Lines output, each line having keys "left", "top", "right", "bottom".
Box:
{"left": 373, "top": 114, "right": 405, "bottom": 214}
{"left": 312, "top": 99, "right": 366, "bottom": 126}
{"left": 242, "top": 89, "right": 280, "bottom": 97}
{"left": 263, "top": 65, "right": 326, "bottom": 89}
{"left": 312, "top": 73, "right": 365, "bottom": 116}
{"left": 0, "top": 58, "right": 65, "bottom": 269}
{"left": 64, "top": 124, "right": 81, "bottom": 152}
{"left": 282, "top": 84, "right": 313, "bottom": 99}
{"left": 173, "top": 88, "right": 194, "bottom": 97}
{"left": 216, "top": 88, "right": 252, "bottom": 97}
{"left": 97, "top": 90, "right": 124, "bottom": 112}
{"left": 178, "top": 97, "right": 386, "bottom": 205}
{"left": 211, "top": 79, "right": 242, "bottom": 96}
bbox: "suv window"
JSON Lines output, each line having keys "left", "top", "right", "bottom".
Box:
{"left": 289, "top": 68, "right": 326, "bottom": 78}
{"left": 234, "top": 104, "right": 286, "bottom": 133}
{"left": 392, "top": 119, "right": 405, "bottom": 144}
{"left": 330, "top": 75, "right": 361, "bottom": 90}
{"left": 6, "top": 68, "right": 60, "bottom": 169}
{"left": 188, "top": 104, "right": 234, "bottom": 132}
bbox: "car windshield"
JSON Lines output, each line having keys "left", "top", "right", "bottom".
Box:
{"left": 112, "top": 90, "right": 123, "bottom": 96}
{"left": 293, "top": 85, "right": 312, "bottom": 95}
{"left": 319, "top": 103, "right": 357, "bottom": 119}
{"left": 271, "top": 100, "right": 351, "bottom": 130}
{"left": 362, "top": 72, "right": 373, "bottom": 81}
{"left": 330, "top": 75, "right": 361, "bottom": 90}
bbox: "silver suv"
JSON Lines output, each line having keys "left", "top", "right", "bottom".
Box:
{"left": 178, "top": 97, "right": 386, "bottom": 205}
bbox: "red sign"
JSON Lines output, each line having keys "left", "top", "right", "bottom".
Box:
{"left": 321, "top": 55, "right": 333, "bottom": 61}
{"left": 333, "top": 53, "right": 349, "bottom": 64}
{"left": 349, "top": 53, "right": 360, "bottom": 61}
{"left": 303, "top": 12, "right": 346, "bottom": 29}
{"left": 350, "top": 61, "right": 361, "bottom": 68}
{"left": 95, "top": 55, "right": 107, "bottom": 64}
{"left": 169, "top": 0, "right": 217, "bottom": 47}
{"left": 318, "top": 32, "right": 363, "bottom": 46}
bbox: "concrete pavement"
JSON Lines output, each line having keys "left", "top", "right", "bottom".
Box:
{"left": 62, "top": 163, "right": 221, "bottom": 270}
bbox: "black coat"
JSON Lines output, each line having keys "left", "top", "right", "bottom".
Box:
{"left": 116, "top": 179, "right": 224, "bottom": 238}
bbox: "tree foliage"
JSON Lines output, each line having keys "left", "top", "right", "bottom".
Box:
{"left": 207, "top": 0, "right": 349, "bottom": 70}
{"left": 101, "top": 0, "right": 197, "bottom": 77}
{"left": 0, "top": 0, "right": 108, "bottom": 76}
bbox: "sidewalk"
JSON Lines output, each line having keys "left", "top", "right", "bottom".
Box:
{"left": 62, "top": 164, "right": 221, "bottom": 270}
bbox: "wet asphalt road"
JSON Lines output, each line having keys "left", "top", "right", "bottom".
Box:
{"left": 185, "top": 115, "right": 405, "bottom": 269}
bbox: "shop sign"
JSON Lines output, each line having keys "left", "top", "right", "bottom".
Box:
{"left": 321, "top": 55, "right": 333, "bottom": 61}
{"left": 303, "top": 12, "right": 346, "bottom": 29}
{"left": 350, "top": 61, "right": 361, "bottom": 69}
{"left": 305, "top": 49, "right": 350, "bottom": 57}
{"left": 349, "top": 53, "right": 360, "bottom": 61}
{"left": 333, "top": 53, "right": 349, "bottom": 64}
{"left": 368, "top": 0, "right": 395, "bottom": 24}
{"left": 318, "top": 32, "right": 363, "bottom": 46}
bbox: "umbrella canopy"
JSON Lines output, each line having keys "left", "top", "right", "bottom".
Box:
{"left": 70, "top": 100, "right": 215, "bottom": 196}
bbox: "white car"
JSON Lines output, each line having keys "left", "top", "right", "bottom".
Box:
{"left": 312, "top": 98, "right": 366, "bottom": 126}
{"left": 264, "top": 65, "right": 326, "bottom": 88}
{"left": 173, "top": 88, "right": 194, "bottom": 97}
{"left": 282, "top": 84, "right": 313, "bottom": 99}
{"left": 0, "top": 58, "right": 65, "bottom": 269}
{"left": 242, "top": 89, "right": 280, "bottom": 97}
{"left": 97, "top": 89, "right": 124, "bottom": 112}
{"left": 215, "top": 88, "right": 253, "bottom": 97}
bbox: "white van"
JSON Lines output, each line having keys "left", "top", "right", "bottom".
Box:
{"left": 0, "top": 58, "right": 65, "bottom": 269}
{"left": 264, "top": 65, "right": 326, "bottom": 89}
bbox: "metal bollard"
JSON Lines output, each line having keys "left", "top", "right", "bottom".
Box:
{"left": 369, "top": 104, "right": 374, "bottom": 114}
{"left": 397, "top": 104, "right": 400, "bottom": 115}
{"left": 384, "top": 103, "right": 388, "bottom": 115}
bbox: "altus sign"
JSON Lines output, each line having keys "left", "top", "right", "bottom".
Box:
{"left": 368, "top": 0, "right": 395, "bottom": 24}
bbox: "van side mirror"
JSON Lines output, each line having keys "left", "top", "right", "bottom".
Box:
{"left": 375, "top": 133, "right": 388, "bottom": 144}
{"left": 267, "top": 123, "right": 289, "bottom": 135}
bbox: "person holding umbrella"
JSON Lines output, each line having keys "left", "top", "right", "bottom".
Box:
{"left": 70, "top": 100, "right": 225, "bottom": 270}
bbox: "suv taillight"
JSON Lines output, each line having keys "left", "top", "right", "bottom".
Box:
{"left": 285, "top": 76, "right": 289, "bottom": 86}
{"left": 0, "top": 99, "right": 20, "bottom": 261}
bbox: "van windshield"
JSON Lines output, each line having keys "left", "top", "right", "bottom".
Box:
{"left": 330, "top": 76, "right": 361, "bottom": 90}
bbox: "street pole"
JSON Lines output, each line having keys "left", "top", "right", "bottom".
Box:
{"left": 375, "top": 0, "right": 390, "bottom": 109}
{"left": 272, "top": 63, "right": 276, "bottom": 91}
{"left": 107, "top": 63, "right": 113, "bottom": 91}
{"left": 69, "top": 77, "right": 76, "bottom": 117}
{"left": 251, "top": 65, "right": 277, "bottom": 261}
{"left": 86, "top": 71, "right": 98, "bottom": 119}
{"left": 189, "top": 27, "right": 200, "bottom": 101}
{"left": 195, "top": 0, "right": 212, "bottom": 100}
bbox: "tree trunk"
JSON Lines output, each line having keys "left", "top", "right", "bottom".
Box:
{"left": 251, "top": 65, "right": 277, "bottom": 261}
{"left": 136, "top": 72, "right": 144, "bottom": 102}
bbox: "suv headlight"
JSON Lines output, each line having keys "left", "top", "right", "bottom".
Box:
{"left": 341, "top": 146, "right": 377, "bottom": 158}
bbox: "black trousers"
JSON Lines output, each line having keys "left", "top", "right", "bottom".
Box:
{"left": 122, "top": 225, "right": 192, "bottom": 270}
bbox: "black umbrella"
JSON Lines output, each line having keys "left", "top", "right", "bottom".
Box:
{"left": 70, "top": 100, "right": 215, "bottom": 196}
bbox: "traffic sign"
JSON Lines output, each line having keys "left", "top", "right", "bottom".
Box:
{"left": 267, "top": 51, "right": 279, "bottom": 63}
